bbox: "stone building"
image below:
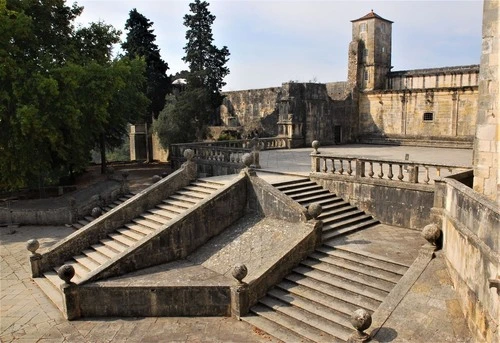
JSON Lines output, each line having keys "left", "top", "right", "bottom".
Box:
{"left": 220, "top": 10, "right": 480, "bottom": 149}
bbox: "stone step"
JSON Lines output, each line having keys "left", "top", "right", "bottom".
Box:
{"left": 323, "top": 218, "right": 380, "bottom": 240}
{"left": 259, "top": 296, "right": 346, "bottom": 342}
{"left": 267, "top": 287, "right": 353, "bottom": 332}
{"left": 132, "top": 218, "right": 162, "bottom": 230}
{"left": 37, "top": 272, "right": 65, "bottom": 312}
{"left": 123, "top": 223, "right": 155, "bottom": 236}
{"left": 192, "top": 180, "right": 224, "bottom": 190}
{"left": 273, "top": 179, "right": 312, "bottom": 190}
{"left": 250, "top": 304, "right": 341, "bottom": 343}
{"left": 286, "top": 272, "right": 380, "bottom": 311}
{"left": 73, "top": 254, "right": 101, "bottom": 271}
{"left": 77, "top": 219, "right": 89, "bottom": 227}
{"left": 318, "top": 202, "right": 352, "bottom": 217}
{"left": 288, "top": 189, "right": 330, "bottom": 201}
{"left": 108, "top": 232, "right": 137, "bottom": 247}
{"left": 82, "top": 249, "right": 111, "bottom": 265}
{"left": 100, "top": 237, "right": 129, "bottom": 253}
{"left": 304, "top": 254, "right": 396, "bottom": 291}
{"left": 161, "top": 199, "right": 191, "bottom": 210}
{"left": 293, "top": 192, "right": 340, "bottom": 206}
{"left": 168, "top": 194, "right": 198, "bottom": 204}
{"left": 322, "top": 209, "right": 364, "bottom": 226}
{"left": 84, "top": 216, "right": 95, "bottom": 222}
{"left": 112, "top": 200, "right": 123, "bottom": 206}
{"left": 91, "top": 242, "right": 121, "bottom": 258}
{"left": 323, "top": 214, "right": 374, "bottom": 232}
{"left": 318, "top": 246, "right": 409, "bottom": 274}
{"left": 139, "top": 213, "right": 170, "bottom": 225}
{"left": 295, "top": 264, "right": 388, "bottom": 302}
{"left": 281, "top": 184, "right": 324, "bottom": 196}
{"left": 182, "top": 185, "right": 213, "bottom": 194}
{"left": 117, "top": 227, "right": 146, "bottom": 241}
{"left": 242, "top": 314, "right": 315, "bottom": 343}
{"left": 118, "top": 197, "right": 130, "bottom": 202}
{"left": 175, "top": 190, "right": 206, "bottom": 199}
{"left": 151, "top": 205, "right": 181, "bottom": 216}
{"left": 103, "top": 206, "right": 113, "bottom": 212}
{"left": 72, "top": 223, "right": 84, "bottom": 230}
{"left": 277, "top": 279, "right": 362, "bottom": 316}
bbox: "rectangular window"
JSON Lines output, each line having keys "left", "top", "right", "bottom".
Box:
{"left": 364, "top": 70, "right": 369, "bottom": 81}
{"left": 423, "top": 112, "right": 434, "bottom": 121}
{"left": 381, "top": 46, "right": 386, "bottom": 53}
{"left": 360, "top": 23, "right": 367, "bottom": 32}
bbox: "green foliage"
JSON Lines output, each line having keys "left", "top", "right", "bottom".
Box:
{"left": 0, "top": 1, "right": 148, "bottom": 190}
{"left": 122, "top": 8, "right": 170, "bottom": 120}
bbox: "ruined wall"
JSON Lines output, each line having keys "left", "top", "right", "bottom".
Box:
{"left": 359, "top": 87, "right": 478, "bottom": 141}
{"left": 221, "top": 87, "right": 282, "bottom": 136}
{"left": 387, "top": 66, "right": 479, "bottom": 90}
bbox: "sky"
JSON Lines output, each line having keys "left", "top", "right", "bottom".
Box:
{"left": 74, "top": 0, "right": 484, "bottom": 91}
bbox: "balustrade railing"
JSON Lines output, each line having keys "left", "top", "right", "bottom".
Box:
{"left": 311, "top": 154, "right": 469, "bottom": 185}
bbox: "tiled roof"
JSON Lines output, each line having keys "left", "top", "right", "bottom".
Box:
{"left": 351, "top": 10, "right": 393, "bottom": 23}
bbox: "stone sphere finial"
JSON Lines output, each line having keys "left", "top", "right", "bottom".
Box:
{"left": 183, "top": 149, "right": 194, "bottom": 161}
{"left": 308, "top": 203, "right": 323, "bottom": 220}
{"left": 57, "top": 264, "right": 75, "bottom": 284}
{"left": 242, "top": 153, "right": 253, "bottom": 168}
{"left": 91, "top": 207, "right": 102, "bottom": 218}
{"left": 422, "top": 223, "right": 441, "bottom": 246}
{"left": 232, "top": 263, "right": 248, "bottom": 284}
{"left": 26, "top": 239, "right": 40, "bottom": 255}
{"left": 151, "top": 175, "right": 162, "bottom": 183}
{"left": 348, "top": 309, "right": 372, "bottom": 342}
{"left": 312, "top": 140, "right": 320, "bottom": 154}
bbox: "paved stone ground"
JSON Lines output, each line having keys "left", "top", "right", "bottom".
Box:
{"left": 0, "top": 226, "right": 278, "bottom": 343}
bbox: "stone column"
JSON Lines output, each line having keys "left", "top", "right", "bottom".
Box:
{"left": 473, "top": 0, "right": 499, "bottom": 201}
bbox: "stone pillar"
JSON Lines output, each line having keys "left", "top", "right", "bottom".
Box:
{"left": 473, "top": 0, "right": 499, "bottom": 201}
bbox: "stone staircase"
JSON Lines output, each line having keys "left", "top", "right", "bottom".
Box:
{"left": 34, "top": 179, "right": 225, "bottom": 312}
{"left": 241, "top": 178, "right": 405, "bottom": 342}
{"left": 274, "top": 179, "right": 379, "bottom": 240}
{"left": 71, "top": 193, "right": 136, "bottom": 230}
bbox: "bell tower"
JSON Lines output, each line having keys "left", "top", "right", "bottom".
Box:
{"left": 349, "top": 10, "right": 393, "bottom": 91}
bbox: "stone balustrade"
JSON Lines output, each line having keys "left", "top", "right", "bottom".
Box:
{"left": 311, "top": 153, "right": 469, "bottom": 185}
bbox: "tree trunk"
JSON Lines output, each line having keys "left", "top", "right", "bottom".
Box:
{"left": 100, "top": 134, "right": 107, "bottom": 174}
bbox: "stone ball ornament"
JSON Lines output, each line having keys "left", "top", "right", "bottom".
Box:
{"left": 183, "top": 149, "right": 195, "bottom": 161}
{"left": 242, "top": 153, "right": 253, "bottom": 168}
{"left": 308, "top": 203, "right": 323, "bottom": 219}
{"left": 57, "top": 264, "right": 75, "bottom": 284}
{"left": 311, "top": 140, "right": 320, "bottom": 154}
{"left": 422, "top": 223, "right": 441, "bottom": 246}
{"left": 232, "top": 263, "right": 248, "bottom": 283}
{"left": 26, "top": 239, "right": 40, "bottom": 255}
{"left": 91, "top": 207, "right": 102, "bottom": 218}
{"left": 151, "top": 175, "right": 162, "bottom": 183}
{"left": 348, "top": 308, "right": 372, "bottom": 342}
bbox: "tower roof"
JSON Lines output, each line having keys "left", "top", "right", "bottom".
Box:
{"left": 351, "top": 10, "right": 393, "bottom": 24}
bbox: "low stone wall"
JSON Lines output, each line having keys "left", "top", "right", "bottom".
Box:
{"left": 34, "top": 161, "right": 197, "bottom": 275}
{"left": 0, "top": 180, "right": 125, "bottom": 226}
{"left": 434, "top": 174, "right": 499, "bottom": 343}
{"left": 76, "top": 286, "right": 231, "bottom": 317}
{"left": 358, "top": 134, "right": 474, "bottom": 149}
{"left": 310, "top": 173, "right": 435, "bottom": 229}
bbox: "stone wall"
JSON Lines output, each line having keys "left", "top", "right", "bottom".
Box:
{"left": 359, "top": 88, "right": 478, "bottom": 140}
{"left": 310, "top": 173, "right": 435, "bottom": 229}
{"left": 434, "top": 174, "right": 499, "bottom": 343}
{"left": 473, "top": 0, "right": 499, "bottom": 201}
{"left": 221, "top": 87, "right": 282, "bottom": 136}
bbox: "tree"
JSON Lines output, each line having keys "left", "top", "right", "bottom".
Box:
{"left": 122, "top": 9, "right": 170, "bottom": 161}
{"left": 154, "top": 0, "right": 229, "bottom": 147}
{"left": 0, "top": 0, "right": 148, "bottom": 190}
{"left": 182, "top": 0, "right": 229, "bottom": 128}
